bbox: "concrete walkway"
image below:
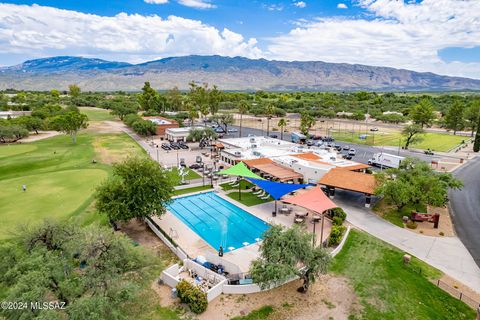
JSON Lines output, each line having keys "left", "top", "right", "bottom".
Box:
{"left": 334, "top": 191, "right": 480, "bottom": 294}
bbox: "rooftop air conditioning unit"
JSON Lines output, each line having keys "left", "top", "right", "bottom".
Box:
{"left": 253, "top": 151, "right": 261, "bottom": 156}
{"left": 249, "top": 138, "right": 256, "bottom": 143}
{"left": 234, "top": 151, "right": 242, "bottom": 157}
{"left": 251, "top": 144, "right": 258, "bottom": 148}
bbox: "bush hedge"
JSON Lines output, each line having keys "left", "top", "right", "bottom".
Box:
{"left": 328, "top": 225, "right": 346, "bottom": 246}
{"left": 175, "top": 279, "right": 208, "bottom": 314}
{"left": 330, "top": 208, "right": 347, "bottom": 223}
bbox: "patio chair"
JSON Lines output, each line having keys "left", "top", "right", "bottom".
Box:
{"left": 256, "top": 191, "right": 266, "bottom": 198}
{"left": 253, "top": 189, "right": 263, "bottom": 195}
{"left": 260, "top": 194, "right": 270, "bottom": 200}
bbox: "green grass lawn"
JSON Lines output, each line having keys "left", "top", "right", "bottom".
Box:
{"left": 167, "top": 167, "right": 202, "bottom": 185}
{"left": 332, "top": 131, "right": 466, "bottom": 152}
{"left": 373, "top": 200, "right": 427, "bottom": 227}
{"left": 331, "top": 230, "right": 475, "bottom": 320}
{"left": 226, "top": 190, "right": 273, "bottom": 206}
{"left": 220, "top": 179, "right": 254, "bottom": 191}
{"left": 0, "top": 131, "right": 144, "bottom": 238}
{"left": 173, "top": 185, "right": 213, "bottom": 196}
{"left": 79, "top": 107, "right": 117, "bottom": 121}
{"left": 231, "top": 306, "right": 275, "bottom": 320}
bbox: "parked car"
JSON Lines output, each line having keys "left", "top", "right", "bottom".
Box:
{"left": 269, "top": 134, "right": 278, "bottom": 138}
{"left": 322, "top": 136, "right": 335, "bottom": 142}
{"left": 424, "top": 149, "right": 434, "bottom": 155}
{"left": 227, "top": 128, "right": 238, "bottom": 133}
{"left": 342, "top": 145, "right": 350, "bottom": 150}
{"left": 370, "top": 127, "right": 379, "bottom": 132}
{"left": 178, "top": 143, "right": 189, "bottom": 149}
{"left": 334, "top": 144, "right": 342, "bottom": 151}
{"left": 215, "top": 127, "right": 225, "bottom": 133}
{"left": 342, "top": 154, "right": 353, "bottom": 160}
{"left": 306, "top": 139, "right": 314, "bottom": 146}
{"left": 348, "top": 148, "right": 356, "bottom": 156}
{"left": 189, "top": 163, "right": 202, "bottom": 169}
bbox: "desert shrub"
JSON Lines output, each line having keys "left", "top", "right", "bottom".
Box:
{"left": 332, "top": 216, "right": 343, "bottom": 226}
{"left": 176, "top": 279, "right": 191, "bottom": 303}
{"left": 328, "top": 225, "right": 346, "bottom": 246}
{"left": 330, "top": 208, "right": 347, "bottom": 222}
{"left": 175, "top": 279, "right": 208, "bottom": 314}
{"left": 124, "top": 113, "right": 141, "bottom": 127}
{"left": 406, "top": 220, "right": 418, "bottom": 229}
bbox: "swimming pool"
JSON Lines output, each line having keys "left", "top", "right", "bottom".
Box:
{"left": 166, "top": 192, "right": 270, "bottom": 252}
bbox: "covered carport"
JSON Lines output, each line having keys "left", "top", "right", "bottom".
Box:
{"left": 318, "top": 168, "right": 377, "bottom": 207}
{"left": 243, "top": 158, "right": 304, "bottom": 183}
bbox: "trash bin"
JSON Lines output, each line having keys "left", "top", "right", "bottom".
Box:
{"left": 171, "top": 288, "right": 177, "bottom": 299}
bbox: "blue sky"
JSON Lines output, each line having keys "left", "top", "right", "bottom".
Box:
{"left": 0, "top": 0, "right": 479, "bottom": 78}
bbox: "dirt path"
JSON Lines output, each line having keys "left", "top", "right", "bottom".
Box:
{"left": 153, "top": 275, "right": 360, "bottom": 320}
{"left": 19, "top": 131, "right": 60, "bottom": 142}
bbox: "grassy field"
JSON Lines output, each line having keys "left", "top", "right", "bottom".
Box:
{"left": 331, "top": 230, "right": 475, "bottom": 320}
{"left": 167, "top": 167, "right": 202, "bottom": 185}
{"left": 332, "top": 131, "right": 466, "bottom": 152}
{"left": 231, "top": 306, "right": 275, "bottom": 320}
{"left": 173, "top": 185, "right": 213, "bottom": 196}
{"left": 79, "top": 107, "right": 117, "bottom": 121}
{"left": 374, "top": 200, "right": 427, "bottom": 227}
{"left": 226, "top": 190, "right": 273, "bottom": 206}
{"left": 0, "top": 132, "right": 144, "bottom": 238}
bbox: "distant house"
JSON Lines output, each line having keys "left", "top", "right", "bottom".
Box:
{"left": 0, "top": 110, "right": 32, "bottom": 119}
{"left": 336, "top": 111, "right": 353, "bottom": 117}
{"left": 143, "top": 116, "right": 179, "bottom": 137}
{"left": 382, "top": 111, "right": 403, "bottom": 116}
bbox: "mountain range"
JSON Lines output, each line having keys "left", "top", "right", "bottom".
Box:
{"left": 1, "top": 55, "right": 479, "bottom": 92}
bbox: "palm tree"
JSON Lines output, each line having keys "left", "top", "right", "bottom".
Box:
{"left": 265, "top": 102, "right": 275, "bottom": 137}
{"left": 277, "top": 118, "right": 287, "bottom": 140}
{"left": 238, "top": 100, "right": 250, "bottom": 138}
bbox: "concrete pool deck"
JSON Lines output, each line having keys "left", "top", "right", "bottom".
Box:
{"left": 153, "top": 189, "right": 333, "bottom": 273}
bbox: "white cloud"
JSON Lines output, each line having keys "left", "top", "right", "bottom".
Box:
{"left": 144, "top": 0, "right": 169, "bottom": 4}
{"left": 177, "top": 0, "right": 216, "bottom": 9}
{"left": 263, "top": 3, "right": 284, "bottom": 11}
{"left": 267, "top": 0, "right": 480, "bottom": 79}
{"left": 0, "top": 3, "right": 260, "bottom": 63}
{"left": 337, "top": 3, "right": 348, "bottom": 9}
{"left": 294, "top": 1, "right": 307, "bottom": 8}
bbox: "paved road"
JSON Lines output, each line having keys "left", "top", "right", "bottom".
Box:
{"left": 449, "top": 157, "right": 480, "bottom": 267}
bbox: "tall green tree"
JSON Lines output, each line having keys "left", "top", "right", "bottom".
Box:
{"left": 444, "top": 101, "right": 465, "bottom": 135}
{"left": 238, "top": 100, "right": 250, "bottom": 138}
{"left": 251, "top": 225, "right": 330, "bottom": 293}
{"left": 0, "top": 221, "right": 150, "bottom": 320}
{"left": 68, "top": 84, "right": 81, "bottom": 98}
{"left": 110, "top": 101, "right": 138, "bottom": 120}
{"left": 138, "top": 81, "right": 164, "bottom": 112}
{"left": 474, "top": 115, "right": 480, "bottom": 152}
{"left": 208, "top": 85, "right": 223, "bottom": 115}
{"left": 166, "top": 86, "right": 183, "bottom": 111}
{"left": 375, "top": 158, "right": 463, "bottom": 209}
{"left": 464, "top": 99, "right": 480, "bottom": 137}
{"left": 410, "top": 98, "right": 435, "bottom": 128}
{"left": 188, "top": 82, "right": 209, "bottom": 123}
{"left": 401, "top": 124, "right": 424, "bottom": 149}
{"left": 95, "top": 157, "right": 175, "bottom": 222}
{"left": 265, "top": 102, "right": 276, "bottom": 136}
{"left": 300, "top": 112, "right": 316, "bottom": 136}
{"left": 51, "top": 111, "right": 88, "bottom": 144}
{"left": 211, "top": 113, "right": 234, "bottom": 133}
{"left": 277, "top": 118, "right": 287, "bottom": 140}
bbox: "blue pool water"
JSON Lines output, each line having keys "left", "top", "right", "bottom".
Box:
{"left": 166, "top": 192, "right": 270, "bottom": 252}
